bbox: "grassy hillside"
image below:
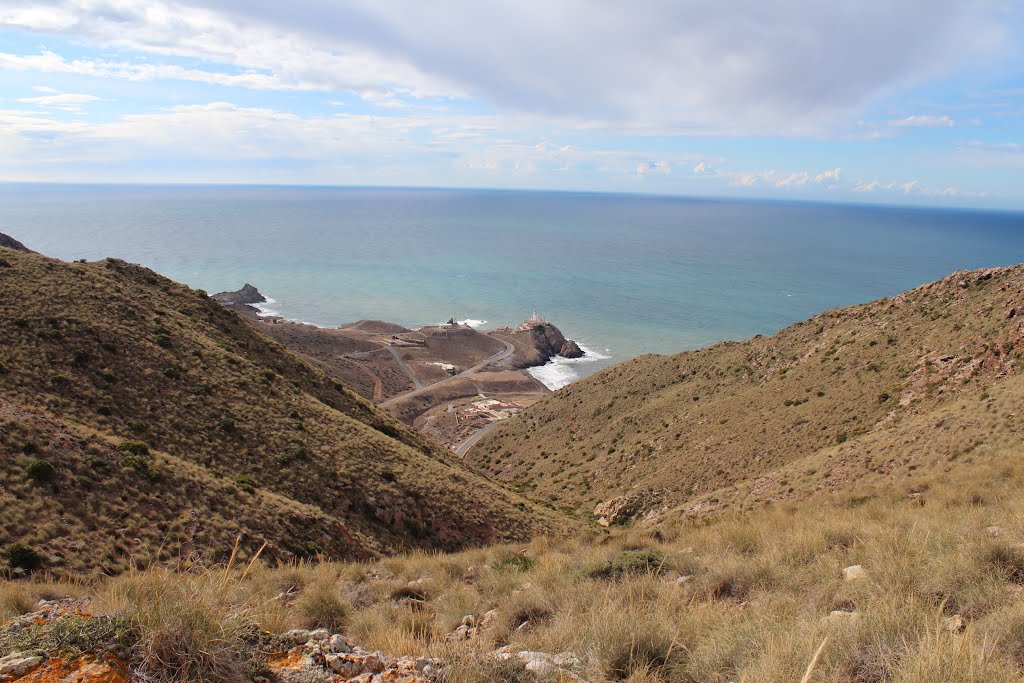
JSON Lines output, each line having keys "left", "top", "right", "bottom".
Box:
{"left": 4, "top": 451, "right": 1024, "bottom": 682}
{"left": 472, "top": 265, "right": 1024, "bottom": 520}
{"left": 0, "top": 246, "right": 569, "bottom": 573}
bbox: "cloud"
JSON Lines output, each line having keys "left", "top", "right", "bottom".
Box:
{"left": 889, "top": 115, "right": 957, "bottom": 127}
{"left": 712, "top": 166, "right": 843, "bottom": 189}
{"left": 635, "top": 160, "right": 671, "bottom": 176}
{"left": 17, "top": 92, "right": 101, "bottom": 111}
{"left": 853, "top": 177, "right": 986, "bottom": 197}
{"left": 692, "top": 161, "right": 706, "bottom": 174}
{"left": 0, "top": 0, "right": 1013, "bottom": 131}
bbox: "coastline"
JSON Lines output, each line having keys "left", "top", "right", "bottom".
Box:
{"left": 245, "top": 292, "right": 609, "bottom": 391}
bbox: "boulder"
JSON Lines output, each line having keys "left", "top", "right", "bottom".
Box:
{"left": 843, "top": 565, "right": 867, "bottom": 581}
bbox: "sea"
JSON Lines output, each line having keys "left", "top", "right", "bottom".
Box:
{"left": 3, "top": 184, "right": 1023, "bottom": 389}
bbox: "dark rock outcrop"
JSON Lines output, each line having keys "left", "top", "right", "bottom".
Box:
{"left": 0, "top": 233, "right": 33, "bottom": 253}
{"left": 212, "top": 283, "right": 266, "bottom": 305}
{"left": 560, "top": 340, "right": 584, "bottom": 358}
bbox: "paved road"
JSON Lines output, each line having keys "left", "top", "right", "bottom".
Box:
{"left": 387, "top": 346, "right": 424, "bottom": 391}
{"left": 379, "top": 337, "right": 515, "bottom": 408}
{"left": 454, "top": 419, "right": 503, "bottom": 458}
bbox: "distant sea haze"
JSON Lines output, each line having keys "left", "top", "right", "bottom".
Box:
{"left": 3, "top": 184, "right": 1023, "bottom": 388}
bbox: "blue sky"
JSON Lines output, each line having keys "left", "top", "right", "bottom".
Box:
{"left": 1, "top": 1, "right": 1023, "bottom": 208}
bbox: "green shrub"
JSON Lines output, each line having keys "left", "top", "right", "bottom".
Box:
{"left": 25, "top": 459, "right": 56, "bottom": 482}
{"left": 119, "top": 440, "right": 150, "bottom": 456}
{"left": 5, "top": 543, "right": 44, "bottom": 572}
{"left": 493, "top": 555, "right": 535, "bottom": 573}
{"left": 233, "top": 476, "right": 257, "bottom": 494}
{"left": 580, "top": 549, "right": 669, "bottom": 580}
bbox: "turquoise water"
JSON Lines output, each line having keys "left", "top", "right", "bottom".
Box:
{"left": 3, "top": 184, "right": 1024, "bottom": 387}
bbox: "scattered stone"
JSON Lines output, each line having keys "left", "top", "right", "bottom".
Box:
{"left": 461, "top": 614, "right": 476, "bottom": 627}
{"left": 0, "top": 653, "right": 44, "bottom": 676}
{"left": 843, "top": 565, "right": 867, "bottom": 581}
{"left": 986, "top": 526, "right": 1004, "bottom": 537}
{"left": 676, "top": 574, "right": 694, "bottom": 586}
{"left": 494, "top": 648, "right": 586, "bottom": 682}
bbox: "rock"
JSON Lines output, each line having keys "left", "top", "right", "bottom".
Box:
{"left": 827, "top": 610, "right": 861, "bottom": 625}
{"left": 447, "top": 624, "right": 473, "bottom": 641}
{"left": 461, "top": 614, "right": 476, "bottom": 627}
{"left": 559, "top": 340, "right": 584, "bottom": 358}
{"left": 593, "top": 492, "right": 658, "bottom": 526}
{"left": 986, "top": 526, "right": 1004, "bottom": 537}
{"left": 326, "top": 634, "right": 352, "bottom": 653}
{"left": 843, "top": 565, "right": 867, "bottom": 581}
{"left": 496, "top": 650, "right": 585, "bottom": 681}
{"left": 676, "top": 575, "right": 694, "bottom": 586}
{"left": 0, "top": 233, "right": 33, "bottom": 253}
{"left": 281, "top": 628, "right": 314, "bottom": 644}
{"left": 325, "top": 653, "right": 385, "bottom": 677}
{"left": 943, "top": 614, "right": 965, "bottom": 633}
{"left": 307, "top": 628, "right": 330, "bottom": 642}
{"left": 0, "top": 653, "right": 44, "bottom": 676}
{"left": 480, "top": 609, "right": 499, "bottom": 630}
{"left": 212, "top": 283, "right": 267, "bottom": 306}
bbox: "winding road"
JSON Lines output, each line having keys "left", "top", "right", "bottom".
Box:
{"left": 453, "top": 419, "right": 503, "bottom": 458}
{"left": 379, "top": 337, "right": 515, "bottom": 408}
{"left": 387, "top": 346, "right": 424, "bottom": 391}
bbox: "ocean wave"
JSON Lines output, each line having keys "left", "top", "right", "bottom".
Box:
{"left": 527, "top": 342, "right": 611, "bottom": 390}
{"left": 249, "top": 296, "right": 280, "bottom": 317}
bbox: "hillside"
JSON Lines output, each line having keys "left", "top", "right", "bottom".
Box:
{"left": 472, "top": 265, "right": 1024, "bottom": 520}
{"left": 0, "top": 242, "right": 569, "bottom": 574}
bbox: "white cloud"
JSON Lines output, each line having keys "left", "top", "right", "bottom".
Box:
{"left": 692, "top": 161, "right": 706, "bottom": 174}
{"left": 635, "top": 160, "right": 671, "bottom": 176}
{"left": 815, "top": 168, "right": 842, "bottom": 183}
{"left": 17, "top": 92, "right": 101, "bottom": 111}
{"left": 0, "top": 0, "right": 1013, "bottom": 131}
{"left": 889, "top": 115, "right": 957, "bottom": 127}
{"left": 853, "top": 177, "right": 986, "bottom": 198}
{"left": 713, "top": 166, "right": 843, "bottom": 189}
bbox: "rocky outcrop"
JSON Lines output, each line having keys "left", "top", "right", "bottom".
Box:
{"left": 509, "top": 320, "right": 585, "bottom": 368}
{"left": 560, "top": 340, "right": 584, "bottom": 358}
{"left": 593, "top": 492, "right": 660, "bottom": 526}
{"left": 0, "top": 233, "right": 33, "bottom": 253}
{"left": 212, "top": 283, "right": 266, "bottom": 305}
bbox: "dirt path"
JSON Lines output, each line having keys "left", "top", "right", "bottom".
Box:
{"left": 379, "top": 338, "right": 515, "bottom": 408}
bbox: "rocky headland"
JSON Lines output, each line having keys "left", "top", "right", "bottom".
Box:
{"left": 0, "top": 233, "right": 33, "bottom": 253}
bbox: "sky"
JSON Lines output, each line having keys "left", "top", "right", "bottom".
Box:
{"left": 1, "top": 1, "right": 1023, "bottom": 208}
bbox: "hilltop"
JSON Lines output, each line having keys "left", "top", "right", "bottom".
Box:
{"left": 0, "top": 243, "right": 570, "bottom": 574}
{"left": 472, "top": 265, "right": 1024, "bottom": 521}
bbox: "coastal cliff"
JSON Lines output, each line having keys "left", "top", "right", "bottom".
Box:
{"left": 503, "top": 317, "right": 585, "bottom": 368}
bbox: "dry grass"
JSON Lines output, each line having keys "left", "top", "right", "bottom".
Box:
{"left": 4, "top": 453, "right": 1024, "bottom": 681}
